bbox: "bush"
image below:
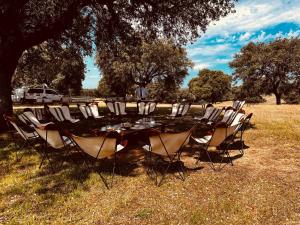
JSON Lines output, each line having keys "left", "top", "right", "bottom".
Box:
{"left": 244, "top": 96, "right": 266, "bottom": 103}
{"left": 283, "top": 91, "right": 300, "bottom": 104}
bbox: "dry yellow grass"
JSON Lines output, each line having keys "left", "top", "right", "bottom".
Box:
{"left": 0, "top": 102, "right": 300, "bottom": 224}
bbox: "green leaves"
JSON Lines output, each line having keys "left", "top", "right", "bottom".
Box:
{"left": 13, "top": 41, "right": 85, "bottom": 95}
{"left": 96, "top": 39, "right": 192, "bottom": 97}
{"left": 230, "top": 38, "right": 300, "bottom": 105}
{"left": 189, "top": 69, "right": 231, "bottom": 103}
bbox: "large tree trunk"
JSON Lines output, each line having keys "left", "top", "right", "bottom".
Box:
{"left": 274, "top": 92, "right": 282, "bottom": 105}
{"left": 0, "top": 44, "right": 23, "bottom": 131}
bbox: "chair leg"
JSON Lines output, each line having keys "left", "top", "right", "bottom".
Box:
{"left": 146, "top": 152, "right": 158, "bottom": 183}
{"left": 156, "top": 160, "right": 173, "bottom": 186}
{"left": 15, "top": 141, "right": 29, "bottom": 162}
{"left": 156, "top": 154, "right": 180, "bottom": 186}
{"left": 110, "top": 154, "right": 117, "bottom": 188}
{"left": 175, "top": 154, "right": 185, "bottom": 181}
{"left": 239, "top": 133, "right": 244, "bottom": 155}
{"left": 204, "top": 148, "right": 217, "bottom": 171}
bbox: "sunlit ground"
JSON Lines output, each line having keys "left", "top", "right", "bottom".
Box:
{"left": 0, "top": 99, "right": 300, "bottom": 224}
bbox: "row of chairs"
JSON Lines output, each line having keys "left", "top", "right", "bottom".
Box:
{"left": 104, "top": 100, "right": 191, "bottom": 117}
{"left": 17, "top": 100, "right": 245, "bottom": 125}
{"left": 3, "top": 100, "right": 251, "bottom": 187}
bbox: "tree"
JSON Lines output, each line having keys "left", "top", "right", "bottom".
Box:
{"left": 0, "top": 0, "right": 236, "bottom": 129}
{"left": 189, "top": 69, "right": 231, "bottom": 103}
{"left": 13, "top": 41, "right": 85, "bottom": 95}
{"left": 230, "top": 38, "right": 300, "bottom": 105}
{"left": 96, "top": 39, "right": 193, "bottom": 97}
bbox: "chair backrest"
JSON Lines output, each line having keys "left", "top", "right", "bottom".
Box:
{"left": 137, "top": 101, "right": 157, "bottom": 115}
{"left": 209, "top": 108, "right": 224, "bottom": 122}
{"left": 106, "top": 101, "right": 126, "bottom": 115}
{"left": 31, "top": 108, "right": 45, "bottom": 121}
{"left": 220, "top": 108, "right": 236, "bottom": 124}
{"left": 4, "top": 115, "right": 34, "bottom": 141}
{"left": 61, "top": 105, "right": 73, "bottom": 121}
{"left": 233, "top": 100, "right": 246, "bottom": 111}
{"left": 106, "top": 101, "right": 115, "bottom": 114}
{"left": 18, "top": 113, "right": 32, "bottom": 127}
{"left": 170, "top": 103, "right": 191, "bottom": 117}
{"left": 181, "top": 103, "right": 191, "bottom": 116}
{"left": 170, "top": 103, "right": 180, "bottom": 117}
{"left": 149, "top": 129, "right": 192, "bottom": 157}
{"left": 117, "top": 102, "right": 126, "bottom": 115}
{"left": 35, "top": 126, "right": 66, "bottom": 149}
{"left": 22, "top": 111, "right": 42, "bottom": 127}
{"left": 78, "top": 104, "right": 89, "bottom": 119}
{"left": 49, "top": 107, "right": 65, "bottom": 122}
{"left": 71, "top": 135, "right": 117, "bottom": 159}
{"left": 202, "top": 106, "right": 215, "bottom": 120}
{"left": 89, "top": 103, "right": 100, "bottom": 118}
{"left": 238, "top": 113, "right": 253, "bottom": 134}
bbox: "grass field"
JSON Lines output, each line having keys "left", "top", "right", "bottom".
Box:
{"left": 0, "top": 101, "right": 300, "bottom": 224}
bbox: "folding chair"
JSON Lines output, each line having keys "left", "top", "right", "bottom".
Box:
{"left": 61, "top": 105, "right": 80, "bottom": 123}
{"left": 34, "top": 123, "right": 75, "bottom": 170}
{"left": 191, "top": 115, "right": 245, "bottom": 171}
{"left": 137, "top": 100, "right": 157, "bottom": 116}
{"left": 3, "top": 114, "right": 40, "bottom": 161}
{"left": 48, "top": 106, "right": 79, "bottom": 123}
{"left": 105, "top": 100, "right": 127, "bottom": 116}
{"left": 31, "top": 107, "right": 46, "bottom": 121}
{"left": 18, "top": 108, "right": 53, "bottom": 128}
{"left": 233, "top": 100, "right": 246, "bottom": 111}
{"left": 170, "top": 102, "right": 191, "bottom": 117}
{"left": 218, "top": 107, "right": 239, "bottom": 126}
{"left": 142, "top": 126, "right": 195, "bottom": 186}
{"left": 78, "top": 103, "right": 102, "bottom": 119}
{"left": 225, "top": 113, "right": 253, "bottom": 155}
{"left": 195, "top": 105, "right": 224, "bottom": 125}
{"left": 70, "top": 131, "right": 126, "bottom": 188}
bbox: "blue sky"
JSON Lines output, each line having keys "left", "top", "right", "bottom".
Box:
{"left": 83, "top": 0, "right": 300, "bottom": 89}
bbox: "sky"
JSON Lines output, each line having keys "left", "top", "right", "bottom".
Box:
{"left": 82, "top": 0, "right": 300, "bottom": 89}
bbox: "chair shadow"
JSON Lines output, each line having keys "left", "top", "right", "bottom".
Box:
{"left": 186, "top": 140, "right": 249, "bottom": 164}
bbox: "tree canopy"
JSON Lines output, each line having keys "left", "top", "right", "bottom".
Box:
{"left": 189, "top": 69, "right": 231, "bottom": 103}
{"left": 230, "top": 38, "right": 300, "bottom": 105}
{"left": 96, "top": 39, "right": 193, "bottom": 97}
{"left": 13, "top": 41, "right": 85, "bottom": 95}
{"left": 0, "top": 0, "right": 237, "bottom": 130}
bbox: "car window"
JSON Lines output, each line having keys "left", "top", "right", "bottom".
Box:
{"left": 45, "top": 89, "right": 58, "bottom": 94}
{"left": 27, "top": 88, "right": 43, "bottom": 94}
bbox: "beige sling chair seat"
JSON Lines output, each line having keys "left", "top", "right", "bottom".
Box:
{"left": 137, "top": 100, "right": 157, "bottom": 116}
{"left": 78, "top": 103, "right": 104, "bottom": 119}
{"left": 142, "top": 126, "right": 195, "bottom": 186}
{"left": 191, "top": 112, "right": 247, "bottom": 171}
{"left": 70, "top": 132, "right": 126, "bottom": 188}
{"left": 169, "top": 102, "right": 191, "bottom": 117}
{"left": 34, "top": 123, "right": 75, "bottom": 171}
{"left": 3, "top": 114, "right": 40, "bottom": 161}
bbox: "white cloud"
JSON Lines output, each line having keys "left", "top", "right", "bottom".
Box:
{"left": 239, "top": 32, "right": 252, "bottom": 41}
{"left": 187, "top": 44, "right": 231, "bottom": 57}
{"left": 193, "top": 63, "right": 211, "bottom": 70}
{"left": 202, "top": 0, "right": 300, "bottom": 39}
{"left": 287, "top": 29, "right": 300, "bottom": 37}
{"left": 215, "top": 58, "right": 232, "bottom": 64}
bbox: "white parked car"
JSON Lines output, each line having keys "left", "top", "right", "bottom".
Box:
{"left": 25, "top": 88, "right": 63, "bottom": 103}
